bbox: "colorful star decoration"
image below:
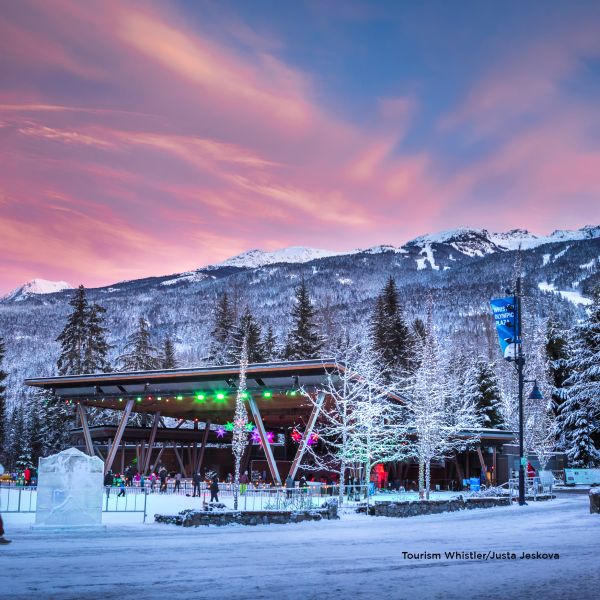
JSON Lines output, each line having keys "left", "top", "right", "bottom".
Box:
{"left": 225, "top": 421, "right": 234, "bottom": 432}
{"left": 250, "top": 430, "right": 275, "bottom": 445}
{"left": 216, "top": 426, "right": 225, "bottom": 438}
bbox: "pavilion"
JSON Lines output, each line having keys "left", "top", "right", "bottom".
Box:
{"left": 25, "top": 359, "right": 519, "bottom": 487}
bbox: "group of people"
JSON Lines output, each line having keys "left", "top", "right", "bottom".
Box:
{"left": 104, "top": 466, "right": 185, "bottom": 495}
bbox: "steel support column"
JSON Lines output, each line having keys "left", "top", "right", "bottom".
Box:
{"left": 173, "top": 443, "right": 187, "bottom": 477}
{"left": 104, "top": 399, "right": 134, "bottom": 474}
{"left": 247, "top": 396, "right": 281, "bottom": 485}
{"left": 77, "top": 403, "right": 94, "bottom": 456}
{"left": 143, "top": 411, "right": 161, "bottom": 474}
{"left": 195, "top": 420, "right": 211, "bottom": 474}
{"left": 288, "top": 391, "right": 325, "bottom": 481}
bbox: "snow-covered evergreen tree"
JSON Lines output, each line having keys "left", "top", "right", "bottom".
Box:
{"left": 284, "top": 280, "right": 324, "bottom": 360}
{"left": 82, "top": 303, "right": 111, "bottom": 373}
{"left": 546, "top": 317, "right": 571, "bottom": 420}
{"left": 9, "top": 406, "right": 31, "bottom": 471}
{"left": 557, "top": 289, "right": 600, "bottom": 467}
{"left": 56, "top": 285, "right": 89, "bottom": 375}
{"left": 207, "top": 292, "right": 236, "bottom": 364}
{"left": 0, "top": 336, "right": 7, "bottom": 462}
{"left": 117, "top": 317, "right": 160, "bottom": 371}
{"left": 370, "top": 277, "right": 416, "bottom": 382}
{"left": 262, "top": 324, "right": 280, "bottom": 361}
{"left": 160, "top": 337, "right": 178, "bottom": 369}
{"left": 463, "top": 358, "right": 502, "bottom": 427}
{"left": 229, "top": 306, "right": 264, "bottom": 363}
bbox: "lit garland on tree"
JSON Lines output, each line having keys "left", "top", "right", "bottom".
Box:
{"left": 232, "top": 334, "right": 250, "bottom": 510}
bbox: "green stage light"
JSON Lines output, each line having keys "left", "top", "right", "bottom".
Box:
{"left": 262, "top": 390, "right": 272, "bottom": 398}
{"left": 118, "top": 397, "right": 123, "bottom": 402}
{"left": 176, "top": 395, "right": 183, "bottom": 401}
{"left": 136, "top": 397, "right": 142, "bottom": 402}
{"left": 290, "top": 390, "right": 297, "bottom": 396}
{"left": 215, "top": 392, "right": 226, "bottom": 401}
{"left": 241, "top": 391, "right": 248, "bottom": 399}
{"left": 157, "top": 396, "right": 162, "bottom": 401}
{"left": 195, "top": 393, "right": 206, "bottom": 402}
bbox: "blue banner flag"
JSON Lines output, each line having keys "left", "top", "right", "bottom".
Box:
{"left": 490, "top": 296, "right": 520, "bottom": 360}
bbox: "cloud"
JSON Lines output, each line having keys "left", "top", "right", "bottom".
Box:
{"left": 0, "top": 0, "right": 599, "bottom": 293}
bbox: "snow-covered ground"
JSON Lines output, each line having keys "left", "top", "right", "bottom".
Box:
{"left": 1, "top": 495, "right": 598, "bottom": 600}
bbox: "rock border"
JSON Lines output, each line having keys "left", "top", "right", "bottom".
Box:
{"left": 368, "top": 495, "right": 511, "bottom": 518}
{"left": 155, "top": 501, "right": 339, "bottom": 527}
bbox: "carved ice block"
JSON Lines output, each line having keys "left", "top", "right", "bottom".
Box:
{"left": 35, "top": 447, "right": 104, "bottom": 528}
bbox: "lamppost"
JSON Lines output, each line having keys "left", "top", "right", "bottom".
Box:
{"left": 518, "top": 379, "right": 544, "bottom": 505}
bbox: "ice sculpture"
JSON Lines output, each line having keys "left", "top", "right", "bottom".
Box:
{"left": 35, "top": 447, "right": 104, "bottom": 528}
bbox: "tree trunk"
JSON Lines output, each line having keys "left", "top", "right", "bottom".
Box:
{"left": 425, "top": 460, "right": 431, "bottom": 500}
{"left": 338, "top": 460, "right": 346, "bottom": 507}
{"left": 419, "top": 460, "right": 424, "bottom": 494}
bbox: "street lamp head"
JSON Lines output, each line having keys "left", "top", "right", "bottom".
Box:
{"left": 528, "top": 380, "right": 544, "bottom": 401}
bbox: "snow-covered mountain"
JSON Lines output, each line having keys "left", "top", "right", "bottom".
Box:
{"left": 407, "top": 225, "right": 600, "bottom": 255}
{"left": 2, "top": 279, "right": 73, "bottom": 302}
{"left": 207, "top": 246, "right": 350, "bottom": 270}
{"left": 1, "top": 224, "right": 599, "bottom": 413}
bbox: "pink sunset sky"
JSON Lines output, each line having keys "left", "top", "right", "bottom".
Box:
{"left": 1, "top": 0, "right": 600, "bottom": 294}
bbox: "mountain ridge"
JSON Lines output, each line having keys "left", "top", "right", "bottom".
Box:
{"left": 4, "top": 225, "right": 598, "bottom": 300}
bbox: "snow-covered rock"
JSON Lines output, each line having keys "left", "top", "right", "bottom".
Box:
{"left": 3, "top": 278, "right": 73, "bottom": 302}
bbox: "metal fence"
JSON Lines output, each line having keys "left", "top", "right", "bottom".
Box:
{"left": 507, "top": 476, "right": 553, "bottom": 500}
{"left": 0, "top": 484, "right": 148, "bottom": 522}
{"left": 0, "top": 484, "right": 37, "bottom": 513}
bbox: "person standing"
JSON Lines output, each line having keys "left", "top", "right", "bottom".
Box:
{"left": 285, "top": 475, "right": 294, "bottom": 499}
{"left": 240, "top": 471, "right": 250, "bottom": 495}
{"left": 159, "top": 467, "right": 168, "bottom": 493}
{"left": 117, "top": 477, "right": 126, "bottom": 498}
{"left": 192, "top": 471, "right": 201, "bottom": 497}
{"left": 0, "top": 464, "right": 11, "bottom": 544}
{"left": 104, "top": 470, "right": 113, "bottom": 497}
{"left": 174, "top": 472, "right": 182, "bottom": 493}
{"left": 24, "top": 466, "right": 31, "bottom": 487}
{"left": 210, "top": 475, "right": 219, "bottom": 503}
{"left": 299, "top": 475, "right": 308, "bottom": 493}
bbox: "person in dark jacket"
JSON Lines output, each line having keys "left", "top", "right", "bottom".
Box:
{"left": 285, "top": 475, "right": 294, "bottom": 499}
{"left": 0, "top": 513, "right": 9, "bottom": 544}
{"left": 210, "top": 475, "right": 219, "bottom": 502}
{"left": 192, "top": 471, "right": 201, "bottom": 497}
{"left": 299, "top": 475, "right": 308, "bottom": 493}
{"left": 174, "top": 472, "right": 182, "bottom": 493}
{"left": 159, "top": 467, "right": 168, "bottom": 493}
{"left": 104, "top": 471, "right": 113, "bottom": 497}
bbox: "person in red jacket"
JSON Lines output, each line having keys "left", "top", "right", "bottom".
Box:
{"left": 24, "top": 467, "right": 31, "bottom": 486}
{"left": 527, "top": 462, "right": 536, "bottom": 479}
